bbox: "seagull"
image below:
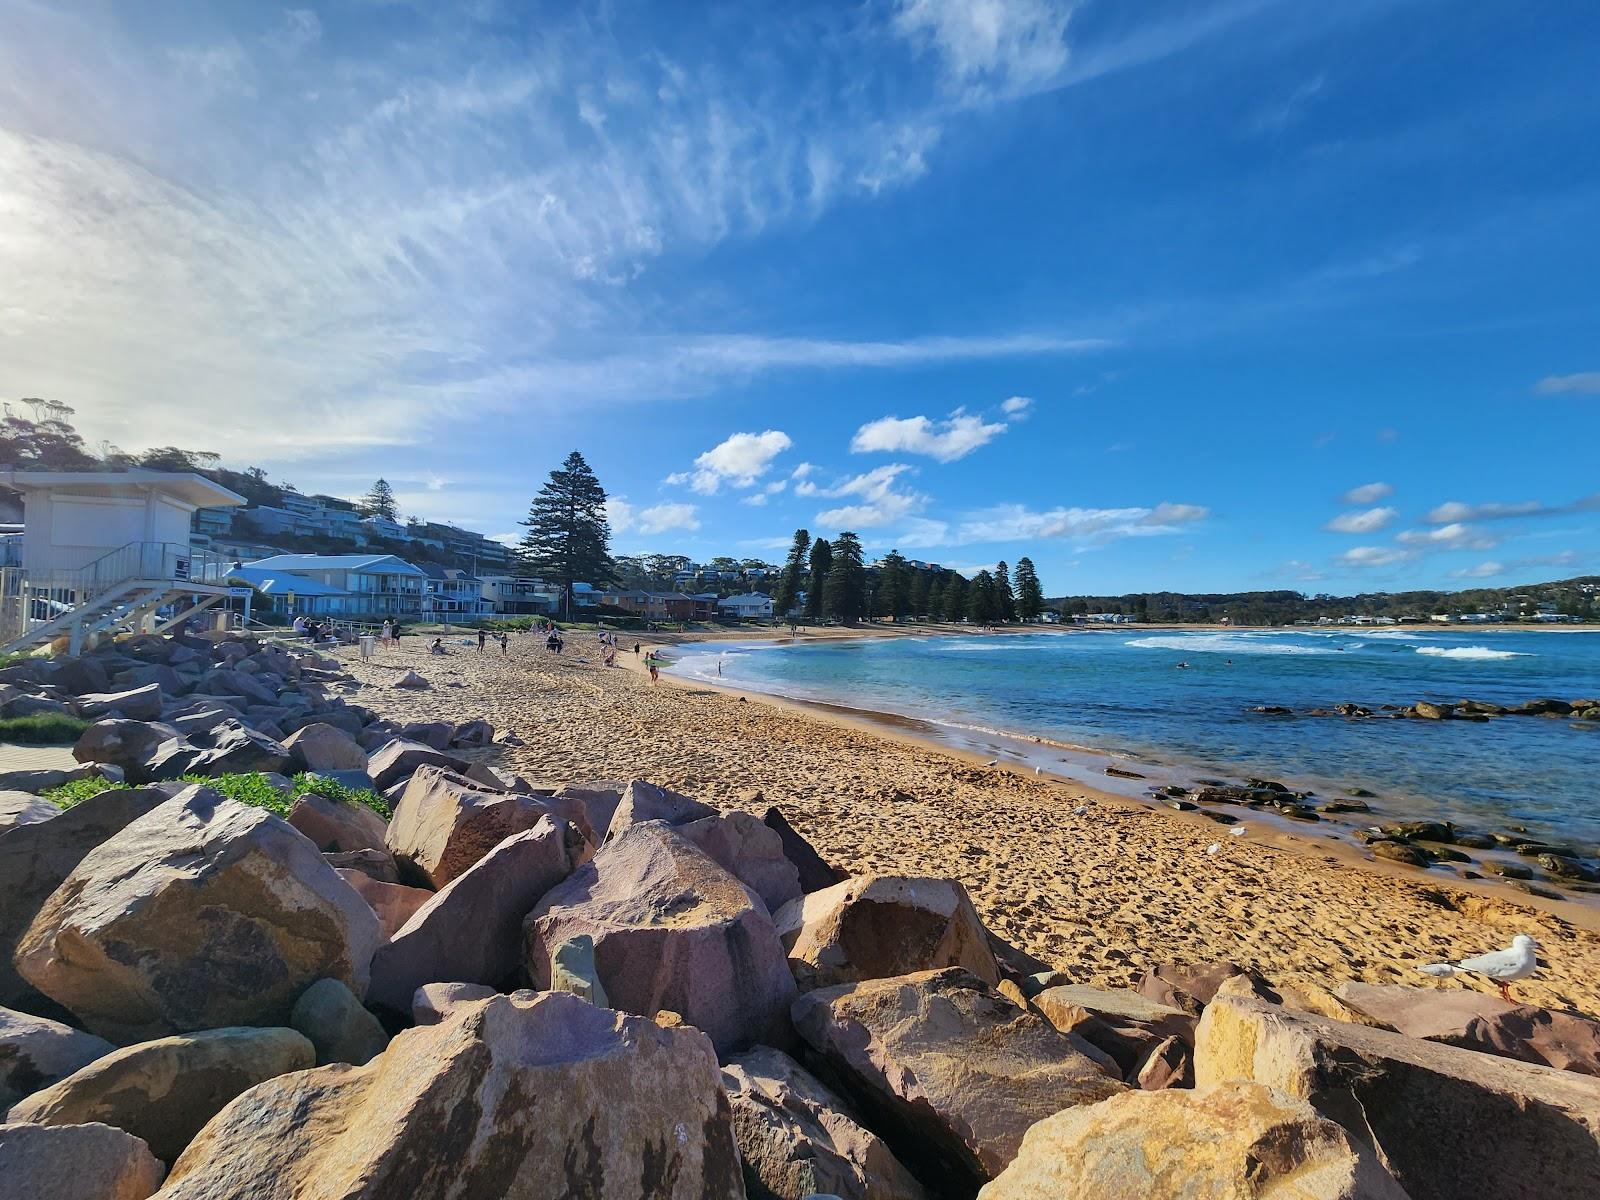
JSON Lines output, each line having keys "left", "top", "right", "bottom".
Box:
{"left": 1206, "top": 842, "right": 1222, "bottom": 855}
{"left": 1230, "top": 826, "right": 1248, "bottom": 837}
{"left": 1071, "top": 805, "right": 1089, "bottom": 816}
{"left": 1034, "top": 766, "right": 1042, "bottom": 775}
{"left": 1419, "top": 934, "right": 1541, "bottom": 1002}
{"left": 984, "top": 759, "right": 999, "bottom": 768}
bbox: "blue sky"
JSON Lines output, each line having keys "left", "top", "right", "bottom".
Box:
{"left": 2, "top": 0, "right": 1597, "bottom": 594}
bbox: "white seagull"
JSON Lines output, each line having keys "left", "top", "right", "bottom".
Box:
{"left": 1419, "top": 934, "right": 1541, "bottom": 1002}
{"left": 1229, "top": 826, "right": 1248, "bottom": 837}
{"left": 1071, "top": 805, "right": 1089, "bottom": 816}
{"left": 984, "top": 759, "right": 1000, "bottom": 768}
{"left": 1206, "top": 842, "right": 1222, "bottom": 856}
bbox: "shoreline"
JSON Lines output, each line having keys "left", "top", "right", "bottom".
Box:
{"left": 337, "top": 630, "right": 1600, "bottom": 1013}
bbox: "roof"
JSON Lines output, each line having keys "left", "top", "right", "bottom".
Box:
{"left": 0, "top": 469, "right": 246, "bottom": 509}
{"left": 227, "top": 567, "right": 350, "bottom": 597}
{"left": 245, "top": 553, "right": 425, "bottom": 576}
{"left": 718, "top": 592, "right": 772, "bottom": 604}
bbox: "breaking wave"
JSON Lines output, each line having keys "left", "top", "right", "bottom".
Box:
{"left": 1124, "top": 634, "right": 1339, "bottom": 656}
{"left": 1415, "top": 646, "right": 1530, "bottom": 661}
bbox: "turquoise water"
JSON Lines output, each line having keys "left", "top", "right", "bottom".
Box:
{"left": 671, "top": 628, "right": 1600, "bottom": 847}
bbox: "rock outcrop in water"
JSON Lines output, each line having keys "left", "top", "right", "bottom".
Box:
{"left": 0, "top": 629, "right": 1596, "bottom": 1197}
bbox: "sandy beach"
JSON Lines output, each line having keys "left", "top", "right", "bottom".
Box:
{"left": 339, "top": 626, "right": 1600, "bottom": 1014}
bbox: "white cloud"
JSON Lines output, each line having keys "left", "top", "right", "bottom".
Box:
{"left": 791, "top": 462, "right": 816, "bottom": 480}
{"left": 763, "top": 480, "right": 787, "bottom": 495}
{"left": 1000, "top": 395, "right": 1033, "bottom": 417}
{"left": 1450, "top": 562, "right": 1503, "bottom": 579}
{"left": 636, "top": 502, "right": 700, "bottom": 534}
{"left": 1324, "top": 506, "right": 1397, "bottom": 534}
{"left": 851, "top": 410, "right": 1007, "bottom": 462}
{"left": 1281, "top": 559, "right": 1328, "bottom": 583}
{"left": 741, "top": 493, "right": 768, "bottom": 507}
{"left": 894, "top": 0, "right": 1072, "bottom": 98}
{"left": 1341, "top": 481, "right": 1392, "bottom": 505}
{"left": 1534, "top": 372, "right": 1600, "bottom": 395}
{"left": 1337, "top": 546, "right": 1415, "bottom": 568}
{"left": 604, "top": 497, "right": 635, "bottom": 533}
{"left": 1425, "top": 495, "right": 1600, "bottom": 523}
{"left": 682, "top": 430, "right": 792, "bottom": 494}
{"left": 813, "top": 464, "right": 928, "bottom": 529}
{"left": 894, "top": 501, "right": 1207, "bottom": 548}
{"left": 1396, "top": 523, "right": 1498, "bottom": 551}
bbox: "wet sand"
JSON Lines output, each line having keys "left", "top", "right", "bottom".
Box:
{"left": 340, "top": 627, "right": 1600, "bottom": 1014}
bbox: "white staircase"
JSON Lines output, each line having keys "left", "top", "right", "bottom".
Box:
{"left": 0, "top": 541, "right": 236, "bottom": 656}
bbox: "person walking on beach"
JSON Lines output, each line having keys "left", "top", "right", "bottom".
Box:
{"left": 499, "top": 632, "right": 509, "bottom": 655}
{"left": 380, "top": 619, "right": 392, "bottom": 648}
{"left": 646, "top": 651, "right": 660, "bottom": 684}
{"left": 633, "top": 641, "right": 641, "bottom": 656}
{"left": 477, "top": 629, "right": 487, "bottom": 653}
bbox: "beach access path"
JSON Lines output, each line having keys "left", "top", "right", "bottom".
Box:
{"left": 338, "top": 623, "right": 1600, "bottom": 1015}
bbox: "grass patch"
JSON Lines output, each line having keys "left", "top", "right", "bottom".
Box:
{"left": 42, "top": 776, "right": 131, "bottom": 809}
{"left": 0, "top": 713, "right": 91, "bottom": 744}
{"left": 43, "top": 770, "right": 389, "bottom": 821}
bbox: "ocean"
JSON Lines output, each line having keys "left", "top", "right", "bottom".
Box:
{"left": 669, "top": 627, "right": 1600, "bottom": 848}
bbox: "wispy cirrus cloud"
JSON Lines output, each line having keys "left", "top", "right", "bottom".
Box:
{"left": 1340, "top": 481, "right": 1393, "bottom": 505}
{"left": 1324, "top": 506, "right": 1397, "bottom": 534}
{"left": 1424, "top": 494, "right": 1600, "bottom": 523}
{"left": 904, "top": 500, "right": 1209, "bottom": 549}
{"left": 1534, "top": 372, "right": 1600, "bottom": 395}
{"left": 1396, "top": 522, "right": 1498, "bottom": 551}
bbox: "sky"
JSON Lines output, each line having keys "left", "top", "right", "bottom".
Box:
{"left": 2, "top": 0, "right": 1597, "bottom": 595}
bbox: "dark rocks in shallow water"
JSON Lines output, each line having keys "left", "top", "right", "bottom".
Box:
{"left": 1452, "top": 832, "right": 1498, "bottom": 850}
{"left": 1244, "top": 778, "right": 1288, "bottom": 793}
{"left": 1422, "top": 844, "right": 1472, "bottom": 864}
{"left": 1201, "top": 811, "right": 1239, "bottom": 825}
{"left": 1250, "top": 705, "right": 1294, "bottom": 716}
{"left": 1511, "top": 697, "right": 1572, "bottom": 716}
{"left": 1372, "top": 841, "right": 1432, "bottom": 867}
{"left": 1104, "top": 765, "right": 1145, "bottom": 780}
{"left": 1162, "top": 798, "right": 1197, "bottom": 812}
{"left": 1413, "top": 701, "right": 1453, "bottom": 720}
{"left": 1485, "top": 861, "right": 1534, "bottom": 880}
{"left": 1538, "top": 854, "right": 1600, "bottom": 882}
{"left": 1514, "top": 842, "right": 1578, "bottom": 859}
{"left": 1320, "top": 799, "right": 1371, "bottom": 814}
{"left": 1347, "top": 786, "right": 1378, "bottom": 798}
{"left": 1383, "top": 821, "right": 1454, "bottom": 844}
{"left": 1278, "top": 806, "right": 1321, "bottom": 822}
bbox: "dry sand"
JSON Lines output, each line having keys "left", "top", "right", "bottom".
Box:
{"left": 340, "top": 627, "right": 1600, "bottom": 1015}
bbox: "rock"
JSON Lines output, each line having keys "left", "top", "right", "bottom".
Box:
{"left": 289, "top": 979, "right": 388, "bottom": 1067}
{"left": 762, "top": 806, "right": 846, "bottom": 893}
{"left": 0, "top": 1007, "right": 115, "bottom": 1109}
{"left": 1335, "top": 983, "right": 1600, "bottom": 1077}
{"left": 0, "top": 1120, "right": 165, "bottom": 1199}
{"left": 1195, "top": 993, "right": 1600, "bottom": 1200}
{"left": 198, "top": 668, "right": 278, "bottom": 706}
{"left": 76, "top": 684, "right": 165, "bottom": 722}
{"left": 410, "top": 981, "right": 496, "bottom": 1026}
{"left": 678, "top": 810, "right": 804, "bottom": 914}
{"left": 398, "top": 719, "right": 455, "bottom": 750}
{"left": 527, "top": 820, "right": 796, "bottom": 1054}
{"left": 550, "top": 782, "right": 625, "bottom": 844}
{"left": 368, "top": 818, "right": 589, "bottom": 1014}
{"left": 365, "top": 737, "right": 468, "bottom": 791}
{"left": 0, "top": 787, "right": 169, "bottom": 1012}
{"left": 603, "top": 778, "right": 718, "bottom": 842}
{"left": 1136, "top": 961, "right": 1246, "bottom": 1016}
{"left": 155, "top": 991, "right": 744, "bottom": 1199}
{"left": 181, "top": 721, "right": 290, "bottom": 776}
{"left": 548, "top": 934, "right": 609, "bottom": 1007}
{"left": 450, "top": 717, "right": 494, "bottom": 747}
{"left": 1133, "top": 1034, "right": 1191, "bottom": 1090}
{"left": 1539, "top": 853, "right": 1600, "bottom": 882}
{"left": 1413, "top": 701, "right": 1452, "bottom": 720}
{"left": 1371, "top": 840, "right": 1432, "bottom": 867}
{"left": 287, "top": 792, "right": 388, "bottom": 854}
{"left": 325, "top": 846, "right": 400, "bottom": 883}
{"left": 1512, "top": 697, "right": 1571, "bottom": 716}
{"left": 1032, "top": 984, "right": 1196, "bottom": 1079}
{"left": 392, "top": 669, "right": 429, "bottom": 689}
{"left": 1382, "top": 820, "right": 1453, "bottom": 842}
{"left": 15, "top": 788, "right": 382, "bottom": 1041}
{"left": 71, "top": 720, "right": 190, "bottom": 782}
{"left": 773, "top": 875, "right": 1001, "bottom": 994}
{"left": 7, "top": 1026, "right": 314, "bottom": 1163}
{"left": 280, "top": 722, "right": 368, "bottom": 773}
{"left": 384, "top": 764, "right": 564, "bottom": 888}
{"left": 974, "top": 1080, "right": 1408, "bottom": 1200}
{"left": 1214, "top": 974, "right": 1388, "bottom": 1029}
{"left": 335, "top": 870, "right": 432, "bottom": 938}
{"left": 721, "top": 1045, "right": 928, "bottom": 1200}
{"left": 792, "top": 968, "right": 1126, "bottom": 1188}
{"left": 1486, "top": 860, "right": 1534, "bottom": 880}
{"left": 0, "top": 791, "right": 59, "bottom": 833}
{"left": 49, "top": 655, "right": 112, "bottom": 696}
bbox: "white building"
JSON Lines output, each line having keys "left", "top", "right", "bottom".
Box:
{"left": 717, "top": 592, "right": 774, "bottom": 619}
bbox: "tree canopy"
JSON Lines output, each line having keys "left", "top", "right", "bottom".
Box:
{"left": 1014, "top": 557, "right": 1045, "bottom": 620}
{"left": 804, "top": 538, "right": 832, "bottom": 620}
{"left": 822, "top": 532, "right": 866, "bottom": 624}
{"left": 360, "top": 478, "right": 399, "bottom": 521}
{"left": 516, "top": 451, "right": 614, "bottom": 607}
{"left": 772, "top": 529, "right": 811, "bottom": 618}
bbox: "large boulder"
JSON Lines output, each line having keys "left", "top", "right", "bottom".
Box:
{"left": 410, "top": 981, "right": 495, "bottom": 1026}
{"left": 336, "top": 870, "right": 432, "bottom": 938}
{"left": 366, "top": 738, "right": 466, "bottom": 791}
{"left": 551, "top": 781, "right": 625, "bottom": 841}
{"left": 0, "top": 786, "right": 169, "bottom": 1012}
{"left": 198, "top": 668, "right": 278, "bottom": 706}
{"left": 7, "top": 1026, "right": 313, "bottom": 1163}
{"left": 1334, "top": 983, "right": 1600, "bottom": 1077}
{"left": 71, "top": 720, "right": 191, "bottom": 782}
{"left": 281, "top": 723, "right": 368, "bottom": 773}
{"left": 678, "top": 810, "right": 803, "bottom": 914}
{"left": 48, "top": 655, "right": 112, "bottom": 696}
{"left": 1138, "top": 961, "right": 1247, "bottom": 1015}
{"left": 792, "top": 968, "right": 1126, "bottom": 1189}
{"left": 289, "top": 979, "right": 388, "bottom": 1067}
{"left": 773, "top": 875, "right": 1000, "bottom": 993}
{"left": 384, "top": 765, "right": 562, "bottom": 888}
{"left": 526, "top": 821, "right": 796, "bottom": 1054}
{"left": 0, "top": 790, "right": 59, "bottom": 832}
{"left": 77, "top": 684, "right": 165, "bottom": 722}
{"left": 722, "top": 1045, "right": 928, "bottom": 1200}
{"left": 762, "top": 805, "right": 845, "bottom": 893}
{"left": 975, "top": 1080, "right": 1409, "bottom": 1199}
{"left": 603, "top": 779, "right": 717, "bottom": 842}
{"left": 181, "top": 721, "right": 291, "bottom": 777}
{"left": 286, "top": 792, "right": 388, "bottom": 854}
{"left": 155, "top": 991, "right": 745, "bottom": 1199}
{"left": 0, "top": 1007, "right": 115, "bottom": 1109}
{"left": 368, "top": 818, "right": 590, "bottom": 1014}
{"left": 1195, "top": 993, "right": 1600, "bottom": 1200}
{"left": 0, "top": 1120, "right": 165, "bottom": 1199}
{"left": 1031, "top": 984, "right": 1197, "bottom": 1080}
{"left": 14, "top": 788, "right": 382, "bottom": 1041}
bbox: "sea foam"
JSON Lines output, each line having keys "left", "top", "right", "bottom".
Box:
{"left": 1415, "top": 645, "right": 1530, "bottom": 660}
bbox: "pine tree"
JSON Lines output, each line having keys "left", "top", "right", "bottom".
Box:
{"left": 994, "top": 561, "right": 1017, "bottom": 623}
{"left": 359, "top": 478, "right": 399, "bottom": 521}
{"left": 966, "top": 570, "right": 998, "bottom": 624}
{"left": 879, "top": 550, "right": 910, "bottom": 621}
{"left": 772, "top": 529, "right": 811, "bottom": 619}
{"left": 822, "top": 532, "right": 867, "bottom": 624}
{"left": 804, "top": 538, "right": 832, "bottom": 620}
{"left": 941, "top": 572, "right": 968, "bottom": 622}
{"left": 1014, "top": 556, "right": 1046, "bottom": 620}
{"left": 516, "top": 451, "right": 614, "bottom": 614}
{"left": 909, "top": 570, "right": 931, "bottom": 619}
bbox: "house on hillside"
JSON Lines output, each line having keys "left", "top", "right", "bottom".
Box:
{"left": 717, "top": 593, "right": 774, "bottom": 620}
{"left": 602, "top": 590, "right": 700, "bottom": 620}
{"left": 243, "top": 553, "right": 424, "bottom": 618}
{"left": 479, "top": 575, "right": 558, "bottom": 615}
{"left": 419, "top": 563, "right": 491, "bottom": 620}
{"left": 227, "top": 565, "right": 353, "bottom": 617}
